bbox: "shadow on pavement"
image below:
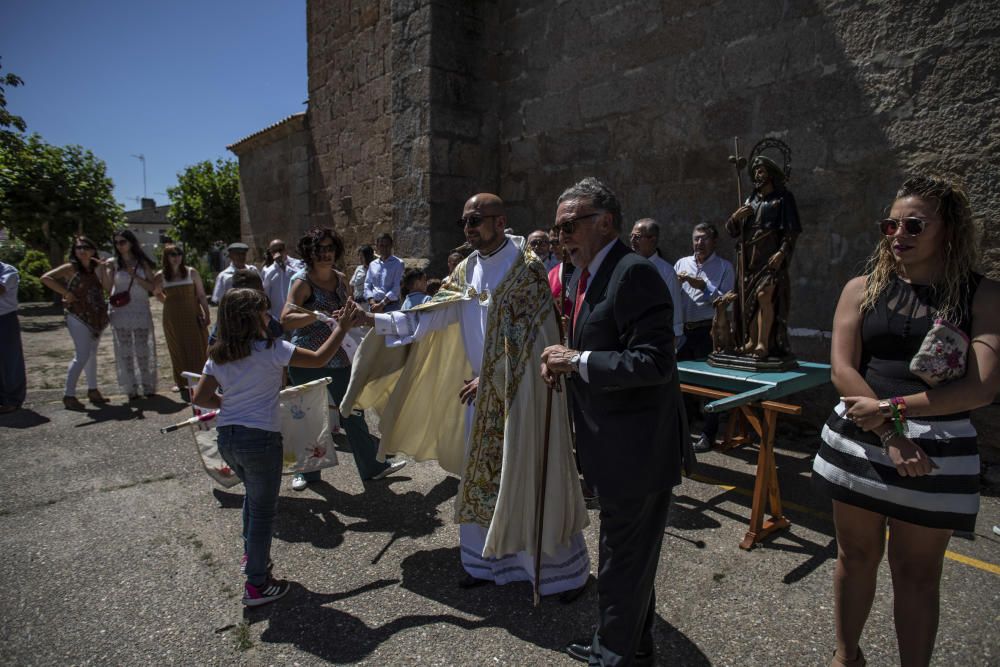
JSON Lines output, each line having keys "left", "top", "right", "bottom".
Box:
{"left": 396, "top": 547, "right": 710, "bottom": 664}
{"left": 0, "top": 408, "right": 50, "bottom": 429}
{"left": 211, "top": 477, "right": 459, "bottom": 560}
{"left": 73, "top": 394, "right": 188, "bottom": 427}
{"left": 252, "top": 578, "right": 489, "bottom": 663}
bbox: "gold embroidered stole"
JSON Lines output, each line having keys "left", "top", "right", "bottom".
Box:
{"left": 456, "top": 248, "right": 554, "bottom": 526}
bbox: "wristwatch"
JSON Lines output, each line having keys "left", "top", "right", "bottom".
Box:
{"left": 570, "top": 353, "right": 581, "bottom": 374}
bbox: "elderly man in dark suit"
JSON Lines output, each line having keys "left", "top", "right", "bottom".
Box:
{"left": 542, "top": 177, "right": 688, "bottom": 666}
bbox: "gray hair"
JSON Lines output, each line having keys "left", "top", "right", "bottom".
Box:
{"left": 693, "top": 222, "right": 718, "bottom": 239}
{"left": 557, "top": 177, "right": 622, "bottom": 231}
{"left": 634, "top": 218, "right": 660, "bottom": 239}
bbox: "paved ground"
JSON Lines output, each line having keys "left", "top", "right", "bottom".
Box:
{"left": 1, "top": 303, "right": 998, "bottom": 665}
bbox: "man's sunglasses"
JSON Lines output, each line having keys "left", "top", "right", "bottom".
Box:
{"left": 552, "top": 212, "right": 601, "bottom": 236}
{"left": 527, "top": 239, "right": 549, "bottom": 248}
{"left": 457, "top": 214, "right": 499, "bottom": 229}
{"left": 270, "top": 245, "right": 285, "bottom": 253}
{"left": 878, "top": 217, "right": 926, "bottom": 237}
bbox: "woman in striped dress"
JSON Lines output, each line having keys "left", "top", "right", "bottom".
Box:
{"left": 813, "top": 176, "right": 999, "bottom": 667}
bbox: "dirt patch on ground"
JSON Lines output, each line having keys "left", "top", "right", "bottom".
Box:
{"left": 17, "top": 300, "right": 211, "bottom": 398}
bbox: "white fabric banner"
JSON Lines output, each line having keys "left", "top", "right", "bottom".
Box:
{"left": 181, "top": 373, "right": 338, "bottom": 487}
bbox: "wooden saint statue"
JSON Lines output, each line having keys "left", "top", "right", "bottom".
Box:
{"left": 710, "top": 139, "right": 800, "bottom": 371}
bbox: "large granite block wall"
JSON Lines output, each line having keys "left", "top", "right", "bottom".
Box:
{"left": 263, "top": 0, "right": 998, "bottom": 340}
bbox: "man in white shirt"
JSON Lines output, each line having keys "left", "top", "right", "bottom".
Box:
{"left": 674, "top": 223, "right": 736, "bottom": 452}
{"left": 630, "top": 218, "right": 685, "bottom": 349}
{"left": 527, "top": 229, "right": 560, "bottom": 272}
{"left": 261, "top": 238, "right": 304, "bottom": 322}
{"left": 0, "top": 261, "right": 26, "bottom": 413}
{"left": 364, "top": 234, "right": 404, "bottom": 312}
{"left": 212, "top": 242, "right": 260, "bottom": 305}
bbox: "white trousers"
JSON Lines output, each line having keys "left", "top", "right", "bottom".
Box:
{"left": 65, "top": 315, "right": 100, "bottom": 396}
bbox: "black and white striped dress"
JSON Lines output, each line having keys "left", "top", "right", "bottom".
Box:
{"left": 813, "top": 274, "right": 982, "bottom": 532}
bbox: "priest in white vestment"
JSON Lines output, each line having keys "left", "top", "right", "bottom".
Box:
{"left": 343, "top": 193, "right": 590, "bottom": 597}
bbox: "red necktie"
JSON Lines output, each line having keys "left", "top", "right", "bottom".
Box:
{"left": 572, "top": 268, "right": 590, "bottom": 333}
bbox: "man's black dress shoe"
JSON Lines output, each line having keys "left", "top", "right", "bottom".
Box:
{"left": 565, "top": 640, "right": 591, "bottom": 662}
{"left": 564, "top": 639, "right": 655, "bottom": 665}
{"left": 692, "top": 433, "right": 714, "bottom": 453}
{"left": 458, "top": 574, "right": 490, "bottom": 589}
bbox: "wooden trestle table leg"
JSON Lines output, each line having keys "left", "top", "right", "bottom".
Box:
{"left": 739, "top": 407, "right": 791, "bottom": 550}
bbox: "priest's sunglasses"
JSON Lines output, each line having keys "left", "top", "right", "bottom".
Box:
{"left": 878, "top": 217, "right": 926, "bottom": 237}
{"left": 457, "top": 214, "right": 499, "bottom": 229}
{"left": 552, "top": 212, "right": 601, "bottom": 236}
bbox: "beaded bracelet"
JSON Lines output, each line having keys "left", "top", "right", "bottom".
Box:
{"left": 888, "top": 402, "right": 906, "bottom": 436}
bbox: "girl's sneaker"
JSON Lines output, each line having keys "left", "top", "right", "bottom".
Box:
{"left": 243, "top": 578, "right": 291, "bottom": 607}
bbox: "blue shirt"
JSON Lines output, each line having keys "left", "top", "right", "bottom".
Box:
{"left": 364, "top": 255, "right": 404, "bottom": 308}
{"left": 674, "top": 253, "right": 735, "bottom": 323}
{"left": 0, "top": 262, "right": 19, "bottom": 316}
{"left": 401, "top": 291, "right": 431, "bottom": 309}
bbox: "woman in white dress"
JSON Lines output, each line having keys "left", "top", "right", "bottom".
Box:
{"left": 106, "top": 230, "right": 158, "bottom": 400}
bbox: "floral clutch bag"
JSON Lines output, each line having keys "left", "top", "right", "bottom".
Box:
{"left": 910, "top": 318, "right": 969, "bottom": 386}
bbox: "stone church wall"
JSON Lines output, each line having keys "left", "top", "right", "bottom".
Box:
{"left": 244, "top": 0, "right": 998, "bottom": 341}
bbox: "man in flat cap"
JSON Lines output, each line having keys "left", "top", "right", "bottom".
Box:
{"left": 211, "top": 242, "right": 260, "bottom": 305}
{"left": 725, "top": 155, "right": 801, "bottom": 359}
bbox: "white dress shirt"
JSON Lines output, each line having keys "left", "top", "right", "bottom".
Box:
{"left": 211, "top": 263, "right": 260, "bottom": 305}
{"left": 648, "top": 253, "right": 685, "bottom": 338}
{"left": 0, "top": 262, "right": 19, "bottom": 316}
{"left": 262, "top": 257, "right": 305, "bottom": 320}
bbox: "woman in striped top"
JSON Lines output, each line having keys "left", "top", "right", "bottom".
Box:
{"left": 813, "top": 176, "right": 999, "bottom": 667}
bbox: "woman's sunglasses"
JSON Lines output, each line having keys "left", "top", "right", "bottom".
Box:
{"left": 74, "top": 245, "right": 96, "bottom": 251}
{"left": 878, "top": 217, "right": 926, "bottom": 237}
{"left": 164, "top": 251, "right": 183, "bottom": 258}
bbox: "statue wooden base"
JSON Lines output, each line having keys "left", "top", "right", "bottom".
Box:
{"left": 707, "top": 352, "right": 798, "bottom": 372}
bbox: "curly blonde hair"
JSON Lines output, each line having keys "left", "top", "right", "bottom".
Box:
{"left": 860, "top": 176, "right": 978, "bottom": 322}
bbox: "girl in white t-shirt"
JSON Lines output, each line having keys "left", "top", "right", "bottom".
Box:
{"left": 192, "top": 288, "right": 362, "bottom": 607}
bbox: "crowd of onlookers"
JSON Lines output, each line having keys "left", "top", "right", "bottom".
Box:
{"left": 0, "top": 221, "right": 732, "bottom": 450}
{"left": 0, "top": 229, "right": 458, "bottom": 414}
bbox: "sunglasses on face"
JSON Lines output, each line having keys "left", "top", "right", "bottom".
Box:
{"left": 457, "top": 214, "right": 498, "bottom": 229}
{"left": 74, "top": 245, "right": 95, "bottom": 251}
{"left": 552, "top": 212, "right": 601, "bottom": 236}
{"left": 528, "top": 239, "right": 549, "bottom": 248}
{"left": 270, "top": 245, "right": 285, "bottom": 253}
{"left": 315, "top": 244, "right": 335, "bottom": 254}
{"left": 878, "top": 217, "right": 927, "bottom": 236}
{"left": 114, "top": 239, "right": 130, "bottom": 246}
{"left": 165, "top": 251, "right": 183, "bottom": 258}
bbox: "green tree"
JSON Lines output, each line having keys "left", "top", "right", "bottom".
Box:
{"left": 0, "top": 134, "right": 123, "bottom": 267}
{"left": 166, "top": 158, "right": 240, "bottom": 256}
{"left": 0, "top": 58, "right": 26, "bottom": 152}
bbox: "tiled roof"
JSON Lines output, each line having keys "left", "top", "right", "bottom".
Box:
{"left": 227, "top": 112, "right": 307, "bottom": 152}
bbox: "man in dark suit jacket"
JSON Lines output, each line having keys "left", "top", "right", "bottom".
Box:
{"left": 542, "top": 177, "right": 688, "bottom": 666}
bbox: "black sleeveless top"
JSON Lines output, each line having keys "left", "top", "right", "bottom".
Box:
{"left": 859, "top": 273, "right": 981, "bottom": 420}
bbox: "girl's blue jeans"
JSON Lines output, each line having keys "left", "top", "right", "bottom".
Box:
{"left": 217, "top": 425, "right": 283, "bottom": 587}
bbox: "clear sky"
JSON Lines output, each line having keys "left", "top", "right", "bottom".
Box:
{"left": 1, "top": 0, "right": 307, "bottom": 210}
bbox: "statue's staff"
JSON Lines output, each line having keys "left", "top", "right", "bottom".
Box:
{"left": 532, "top": 246, "right": 571, "bottom": 606}
{"left": 728, "top": 137, "right": 747, "bottom": 348}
